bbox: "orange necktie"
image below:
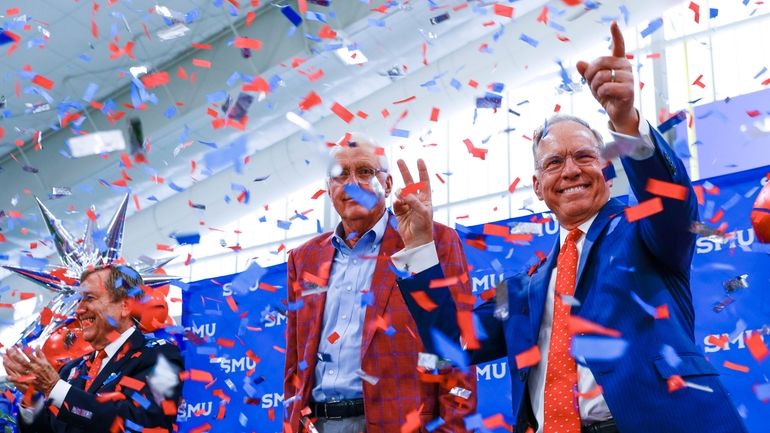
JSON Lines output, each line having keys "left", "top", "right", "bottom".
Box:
{"left": 84, "top": 350, "right": 107, "bottom": 391}
{"left": 543, "top": 229, "right": 582, "bottom": 433}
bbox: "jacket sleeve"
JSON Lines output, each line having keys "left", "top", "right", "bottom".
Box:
{"left": 431, "top": 225, "right": 478, "bottom": 433}
{"left": 54, "top": 342, "right": 184, "bottom": 433}
{"left": 283, "top": 251, "right": 302, "bottom": 433}
{"left": 620, "top": 122, "right": 698, "bottom": 274}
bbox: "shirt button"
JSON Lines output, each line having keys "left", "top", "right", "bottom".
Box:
{"left": 352, "top": 259, "right": 359, "bottom": 265}
{"left": 346, "top": 287, "right": 352, "bottom": 292}
{"left": 328, "top": 370, "right": 335, "bottom": 375}
{"left": 341, "top": 315, "right": 348, "bottom": 319}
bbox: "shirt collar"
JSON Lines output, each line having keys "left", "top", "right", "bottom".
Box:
{"left": 331, "top": 210, "right": 389, "bottom": 252}
{"left": 559, "top": 213, "right": 598, "bottom": 246}
{"left": 103, "top": 326, "right": 136, "bottom": 359}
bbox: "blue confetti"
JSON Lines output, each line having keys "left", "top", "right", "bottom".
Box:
{"left": 361, "top": 291, "right": 374, "bottom": 306}
{"left": 519, "top": 33, "right": 539, "bottom": 48}
{"left": 132, "top": 393, "right": 151, "bottom": 409}
{"left": 298, "top": 360, "right": 308, "bottom": 371}
{"left": 343, "top": 184, "right": 378, "bottom": 209}
{"left": 619, "top": 5, "right": 630, "bottom": 25}
{"left": 82, "top": 83, "right": 99, "bottom": 102}
{"left": 602, "top": 162, "right": 616, "bottom": 181}
{"left": 168, "top": 182, "right": 185, "bottom": 192}
{"left": 571, "top": 336, "right": 628, "bottom": 361}
{"left": 164, "top": 106, "right": 177, "bottom": 119}
{"left": 277, "top": 220, "right": 292, "bottom": 230}
{"left": 464, "top": 414, "right": 483, "bottom": 430}
{"left": 710, "top": 8, "right": 718, "bottom": 18}
{"left": 281, "top": 5, "right": 303, "bottom": 26}
{"left": 753, "top": 66, "right": 767, "bottom": 80}
{"left": 548, "top": 20, "right": 565, "bottom": 32}
{"left": 288, "top": 299, "right": 305, "bottom": 311}
{"left": 19, "top": 256, "right": 48, "bottom": 271}
{"left": 0, "top": 31, "right": 16, "bottom": 46}
{"left": 431, "top": 328, "right": 468, "bottom": 369}
{"left": 174, "top": 232, "right": 200, "bottom": 245}
{"left": 230, "top": 262, "right": 267, "bottom": 295}
{"left": 368, "top": 18, "right": 386, "bottom": 27}
{"left": 427, "top": 417, "right": 446, "bottom": 432}
{"left": 640, "top": 18, "right": 664, "bottom": 38}
{"left": 657, "top": 110, "right": 687, "bottom": 133}
{"left": 390, "top": 128, "right": 410, "bottom": 138}
{"left": 124, "top": 419, "right": 143, "bottom": 432}
{"left": 661, "top": 344, "right": 682, "bottom": 368}
{"left": 449, "top": 78, "right": 462, "bottom": 90}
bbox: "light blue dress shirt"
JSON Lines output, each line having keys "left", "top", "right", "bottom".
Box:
{"left": 311, "top": 211, "right": 388, "bottom": 403}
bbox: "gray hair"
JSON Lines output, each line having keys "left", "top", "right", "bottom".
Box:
{"left": 329, "top": 132, "right": 389, "bottom": 172}
{"left": 531, "top": 114, "right": 603, "bottom": 169}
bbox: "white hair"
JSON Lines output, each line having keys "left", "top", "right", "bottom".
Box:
{"left": 329, "top": 132, "right": 389, "bottom": 172}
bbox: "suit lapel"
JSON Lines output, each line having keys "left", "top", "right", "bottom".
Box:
{"left": 360, "top": 214, "right": 402, "bottom": 358}
{"left": 528, "top": 240, "right": 559, "bottom": 341}
{"left": 89, "top": 329, "right": 145, "bottom": 393}
{"left": 299, "top": 234, "right": 335, "bottom": 380}
{"left": 575, "top": 198, "right": 627, "bottom": 290}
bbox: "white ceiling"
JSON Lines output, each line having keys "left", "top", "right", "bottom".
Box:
{"left": 0, "top": 0, "right": 681, "bottom": 292}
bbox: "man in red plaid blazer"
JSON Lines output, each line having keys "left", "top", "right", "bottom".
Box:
{"left": 283, "top": 134, "right": 476, "bottom": 433}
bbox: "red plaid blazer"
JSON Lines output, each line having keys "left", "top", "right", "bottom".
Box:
{"left": 284, "top": 214, "right": 477, "bottom": 433}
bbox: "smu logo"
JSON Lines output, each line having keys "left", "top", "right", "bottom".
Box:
{"left": 264, "top": 311, "right": 287, "bottom": 328}
{"left": 185, "top": 322, "right": 217, "bottom": 338}
{"left": 476, "top": 361, "right": 509, "bottom": 381}
{"left": 177, "top": 401, "right": 214, "bottom": 420}
{"left": 214, "top": 356, "right": 260, "bottom": 374}
{"left": 261, "top": 392, "right": 284, "bottom": 408}
{"left": 471, "top": 273, "right": 505, "bottom": 294}
{"left": 696, "top": 228, "right": 756, "bottom": 254}
{"left": 703, "top": 328, "right": 767, "bottom": 353}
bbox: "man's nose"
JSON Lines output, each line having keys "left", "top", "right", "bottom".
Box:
{"left": 561, "top": 156, "right": 581, "bottom": 176}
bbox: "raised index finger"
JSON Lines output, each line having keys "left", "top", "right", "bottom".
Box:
{"left": 397, "top": 159, "right": 415, "bottom": 186}
{"left": 610, "top": 21, "right": 625, "bottom": 58}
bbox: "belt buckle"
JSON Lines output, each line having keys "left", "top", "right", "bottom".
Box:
{"left": 323, "top": 403, "right": 343, "bottom": 420}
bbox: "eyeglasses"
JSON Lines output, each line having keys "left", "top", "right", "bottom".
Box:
{"left": 536, "top": 149, "right": 601, "bottom": 174}
{"left": 328, "top": 166, "right": 386, "bottom": 184}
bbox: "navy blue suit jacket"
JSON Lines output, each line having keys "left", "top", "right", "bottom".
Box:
{"left": 398, "top": 125, "right": 748, "bottom": 433}
{"left": 19, "top": 329, "right": 183, "bottom": 433}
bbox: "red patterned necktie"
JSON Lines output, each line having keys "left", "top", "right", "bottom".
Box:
{"left": 84, "top": 350, "right": 107, "bottom": 391}
{"left": 544, "top": 229, "right": 582, "bottom": 433}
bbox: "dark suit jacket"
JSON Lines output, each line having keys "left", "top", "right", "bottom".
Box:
{"left": 284, "top": 214, "right": 477, "bottom": 433}
{"left": 398, "top": 125, "right": 748, "bottom": 433}
{"left": 19, "top": 329, "right": 184, "bottom": 433}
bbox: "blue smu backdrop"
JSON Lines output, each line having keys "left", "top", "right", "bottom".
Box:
{"left": 180, "top": 165, "right": 770, "bottom": 433}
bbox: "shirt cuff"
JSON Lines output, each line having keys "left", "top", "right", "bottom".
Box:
{"left": 18, "top": 398, "right": 44, "bottom": 424}
{"left": 391, "top": 241, "right": 439, "bottom": 275}
{"left": 49, "top": 380, "right": 71, "bottom": 409}
{"left": 604, "top": 111, "right": 655, "bottom": 161}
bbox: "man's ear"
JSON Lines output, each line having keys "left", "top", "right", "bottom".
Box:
{"left": 383, "top": 174, "right": 393, "bottom": 197}
{"left": 533, "top": 174, "right": 544, "bottom": 201}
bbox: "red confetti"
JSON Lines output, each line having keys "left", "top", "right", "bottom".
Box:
{"left": 141, "top": 71, "right": 170, "bottom": 89}
{"left": 31, "top": 74, "right": 54, "bottom": 90}
{"left": 233, "top": 37, "right": 263, "bottom": 50}
{"left": 722, "top": 360, "right": 749, "bottom": 373}
{"left": 508, "top": 177, "right": 520, "bottom": 193}
{"left": 692, "top": 74, "right": 706, "bottom": 88}
{"left": 515, "top": 345, "right": 541, "bottom": 369}
{"left": 429, "top": 107, "right": 440, "bottom": 122}
{"left": 225, "top": 295, "right": 238, "bottom": 313}
{"left": 327, "top": 331, "right": 340, "bottom": 344}
{"left": 493, "top": 3, "right": 514, "bottom": 18}
{"left": 311, "top": 189, "right": 326, "bottom": 199}
{"left": 331, "top": 102, "right": 354, "bottom": 123}
{"left": 624, "top": 197, "right": 664, "bottom": 222}
{"left": 298, "top": 91, "right": 322, "bottom": 111}
{"left": 410, "top": 291, "right": 437, "bottom": 312}
{"left": 646, "top": 178, "right": 688, "bottom": 200}
{"left": 745, "top": 332, "right": 769, "bottom": 362}
{"left": 118, "top": 376, "right": 145, "bottom": 391}
{"left": 191, "top": 58, "right": 211, "bottom": 68}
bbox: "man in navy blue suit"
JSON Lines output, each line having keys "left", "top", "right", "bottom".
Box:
{"left": 4, "top": 265, "right": 183, "bottom": 433}
{"left": 390, "top": 23, "right": 748, "bottom": 433}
